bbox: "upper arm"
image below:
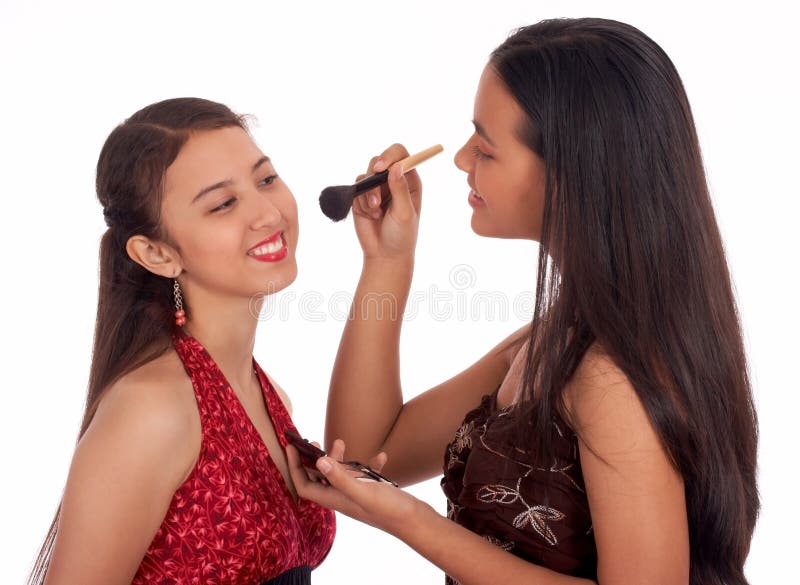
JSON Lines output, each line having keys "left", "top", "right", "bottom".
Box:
{"left": 567, "top": 350, "right": 689, "bottom": 585}
{"left": 45, "top": 378, "right": 198, "bottom": 585}
{"left": 380, "top": 324, "right": 530, "bottom": 485}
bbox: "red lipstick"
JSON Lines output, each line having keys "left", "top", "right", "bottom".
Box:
{"left": 247, "top": 231, "right": 288, "bottom": 262}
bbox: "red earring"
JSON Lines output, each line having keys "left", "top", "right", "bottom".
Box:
{"left": 173, "top": 279, "right": 186, "bottom": 326}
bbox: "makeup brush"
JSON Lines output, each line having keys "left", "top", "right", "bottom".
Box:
{"left": 319, "top": 144, "right": 443, "bottom": 221}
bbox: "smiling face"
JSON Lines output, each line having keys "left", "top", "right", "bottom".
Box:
{"left": 454, "top": 65, "right": 546, "bottom": 241}
{"left": 159, "top": 126, "right": 299, "bottom": 302}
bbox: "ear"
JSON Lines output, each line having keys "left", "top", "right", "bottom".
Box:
{"left": 126, "top": 235, "right": 183, "bottom": 278}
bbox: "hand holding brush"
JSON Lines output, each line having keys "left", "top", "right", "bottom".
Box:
{"left": 319, "top": 144, "right": 443, "bottom": 221}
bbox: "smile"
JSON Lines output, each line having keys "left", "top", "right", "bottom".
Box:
{"left": 247, "top": 232, "right": 288, "bottom": 262}
{"left": 468, "top": 189, "right": 485, "bottom": 207}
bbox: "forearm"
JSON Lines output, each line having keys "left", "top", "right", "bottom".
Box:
{"left": 325, "top": 257, "right": 414, "bottom": 457}
{"left": 394, "top": 502, "right": 597, "bottom": 585}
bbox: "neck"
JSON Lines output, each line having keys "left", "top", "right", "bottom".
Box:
{"left": 181, "top": 292, "right": 260, "bottom": 391}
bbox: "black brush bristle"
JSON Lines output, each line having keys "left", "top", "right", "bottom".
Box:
{"left": 319, "top": 185, "right": 356, "bottom": 221}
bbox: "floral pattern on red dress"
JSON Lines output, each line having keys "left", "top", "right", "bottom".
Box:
{"left": 131, "top": 333, "right": 335, "bottom": 585}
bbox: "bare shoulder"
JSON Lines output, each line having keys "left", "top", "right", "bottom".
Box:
{"left": 50, "top": 351, "right": 203, "bottom": 583}
{"left": 567, "top": 345, "right": 631, "bottom": 398}
{"left": 564, "top": 348, "right": 689, "bottom": 583}
{"left": 498, "top": 323, "right": 532, "bottom": 367}
{"left": 83, "top": 349, "right": 200, "bottom": 485}
{"left": 564, "top": 345, "right": 656, "bottom": 457}
{"left": 263, "top": 371, "right": 292, "bottom": 416}
{"left": 97, "top": 349, "right": 196, "bottom": 430}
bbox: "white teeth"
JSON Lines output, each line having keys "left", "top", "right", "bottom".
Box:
{"left": 472, "top": 190, "right": 483, "bottom": 199}
{"left": 249, "top": 236, "right": 284, "bottom": 256}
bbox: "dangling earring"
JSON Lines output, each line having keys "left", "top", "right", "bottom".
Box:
{"left": 173, "top": 279, "right": 186, "bottom": 326}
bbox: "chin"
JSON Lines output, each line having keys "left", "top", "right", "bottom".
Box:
{"left": 266, "top": 261, "right": 298, "bottom": 295}
{"left": 470, "top": 216, "right": 504, "bottom": 238}
{"left": 470, "top": 215, "right": 489, "bottom": 237}
{"left": 470, "top": 217, "right": 539, "bottom": 241}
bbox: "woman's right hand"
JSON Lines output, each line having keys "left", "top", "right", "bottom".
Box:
{"left": 351, "top": 143, "right": 422, "bottom": 263}
{"left": 287, "top": 439, "right": 422, "bottom": 538}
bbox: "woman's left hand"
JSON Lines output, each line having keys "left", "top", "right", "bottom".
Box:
{"left": 287, "top": 439, "right": 424, "bottom": 537}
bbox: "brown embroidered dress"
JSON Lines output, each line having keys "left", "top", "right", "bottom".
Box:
{"left": 441, "top": 390, "right": 597, "bottom": 582}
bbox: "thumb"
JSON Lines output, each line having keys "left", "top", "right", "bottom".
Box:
{"left": 369, "top": 452, "right": 388, "bottom": 473}
{"left": 315, "top": 457, "right": 360, "bottom": 497}
{"left": 386, "top": 162, "right": 415, "bottom": 222}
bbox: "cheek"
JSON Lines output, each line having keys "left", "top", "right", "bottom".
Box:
{"left": 510, "top": 185, "right": 545, "bottom": 239}
{"left": 524, "top": 168, "right": 547, "bottom": 236}
{"left": 285, "top": 195, "right": 298, "bottom": 227}
{"left": 179, "top": 224, "right": 243, "bottom": 266}
{"left": 489, "top": 167, "right": 545, "bottom": 238}
{"left": 279, "top": 190, "right": 299, "bottom": 242}
{"left": 518, "top": 176, "right": 544, "bottom": 216}
{"left": 162, "top": 211, "right": 239, "bottom": 268}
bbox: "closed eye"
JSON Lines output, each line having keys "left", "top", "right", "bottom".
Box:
{"left": 471, "top": 146, "right": 491, "bottom": 160}
{"left": 211, "top": 198, "right": 236, "bottom": 213}
{"left": 210, "top": 174, "right": 278, "bottom": 213}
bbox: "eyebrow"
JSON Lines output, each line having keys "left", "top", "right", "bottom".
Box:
{"left": 472, "top": 120, "right": 496, "bottom": 147}
{"left": 192, "top": 156, "right": 271, "bottom": 203}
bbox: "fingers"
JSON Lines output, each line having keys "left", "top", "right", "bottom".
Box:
{"left": 352, "top": 192, "right": 376, "bottom": 220}
{"left": 315, "top": 456, "right": 366, "bottom": 502}
{"left": 286, "top": 445, "right": 313, "bottom": 488}
{"left": 405, "top": 169, "right": 422, "bottom": 215}
{"left": 352, "top": 169, "right": 382, "bottom": 221}
{"left": 287, "top": 443, "right": 328, "bottom": 486}
{"left": 372, "top": 143, "right": 410, "bottom": 173}
{"left": 354, "top": 144, "right": 416, "bottom": 222}
{"left": 351, "top": 172, "right": 371, "bottom": 219}
{"left": 328, "top": 438, "right": 346, "bottom": 462}
{"left": 286, "top": 443, "right": 301, "bottom": 469}
{"left": 362, "top": 156, "right": 384, "bottom": 219}
{"left": 378, "top": 149, "right": 421, "bottom": 213}
{"left": 365, "top": 155, "right": 379, "bottom": 175}
{"left": 374, "top": 144, "right": 418, "bottom": 221}
{"left": 386, "top": 163, "right": 415, "bottom": 222}
{"left": 291, "top": 454, "right": 359, "bottom": 512}
{"left": 369, "top": 452, "right": 388, "bottom": 473}
{"left": 306, "top": 442, "right": 329, "bottom": 484}
{"left": 352, "top": 191, "right": 382, "bottom": 220}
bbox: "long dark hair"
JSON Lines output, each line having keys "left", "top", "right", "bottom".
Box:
{"left": 492, "top": 18, "right": 758, "bottom": 585}
{"left": 28, "top": 98, "right": 248, "bottom": 584}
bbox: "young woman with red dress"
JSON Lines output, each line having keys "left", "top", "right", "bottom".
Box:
{"left": 30, "top": 98, "right": 335, "bottom": 585}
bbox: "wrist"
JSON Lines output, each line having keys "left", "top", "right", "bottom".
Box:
{"left": 352, "top": 257, "right": 413, "bottom": 320}
{"left": 362, "top": 255, "right": 415, "bottom": 277}
{"left": 389, "top": 497, "right": 439, "bottom": 543}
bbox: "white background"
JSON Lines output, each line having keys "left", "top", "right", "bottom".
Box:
{"left": 1, "top": 1, "right": 797, "bottom": 583}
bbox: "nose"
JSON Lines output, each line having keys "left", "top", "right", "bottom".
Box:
{"left": 250, "top": 193, "right": 283, "bottom": 230}
{"left": 454, "top": 136, "right": 474, "bottom": 174}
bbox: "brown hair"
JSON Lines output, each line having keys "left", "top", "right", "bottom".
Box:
{"left": 29, "top": 98, "right": 248, "bottom": 584}
{"left": 491, "top": 19, "right": 758, "bottom": 584}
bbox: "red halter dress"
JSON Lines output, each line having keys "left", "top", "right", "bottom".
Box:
{"left": 131, "top": 333, "right": 335, "bottom": 585}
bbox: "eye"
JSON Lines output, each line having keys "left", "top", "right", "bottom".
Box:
{"left": 259, "top": 174, "right": 279, "bottom": 187}
{"left": 471, "top": 146, "right": 491, "bottom": 160}
{"left": 211, "top": 198, "right": 236, "bottom": 213}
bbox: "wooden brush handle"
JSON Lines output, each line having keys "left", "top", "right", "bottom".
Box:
{"left": 352, "top": 144, "right": 444, "bottom": 195}
{"left": 399, "top": 144, "right": 444, "bottom": 173}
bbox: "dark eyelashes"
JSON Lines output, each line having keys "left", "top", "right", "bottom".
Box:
{"left": 471, "top": 146, "right": 491, "bottom": 160}
{"left": 209, "top": 174, "right": 279, "bottom": 213}
{"left": 211, "top": 198, "right": 236, "bottom": 213}
{"left": 260, "top": 174, "right": 278, "bottom": 186}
